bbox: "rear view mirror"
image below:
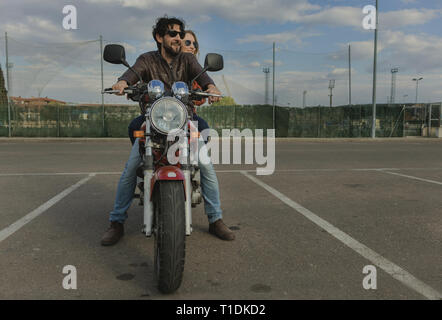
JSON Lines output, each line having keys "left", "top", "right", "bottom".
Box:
{"left": 103, "top": 44, "right": 128, "bottom": 67}
{"left": 204, "top": 53, "right": 223, "bottom": 72}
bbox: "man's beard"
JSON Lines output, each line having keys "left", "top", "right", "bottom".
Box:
{"left": 163, "top": 41, "right": 180, "bottom": 57}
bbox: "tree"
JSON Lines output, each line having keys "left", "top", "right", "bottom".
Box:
{"left": 0, "top": 63, "right": 7, "bottom": 106}
{"left": 211, "top": 96, "right": 238, "bottom": 106}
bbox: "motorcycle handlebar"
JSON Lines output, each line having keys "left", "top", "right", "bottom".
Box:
{"left": 102, "top": 87, "right": 223, "bottom": 98}
{"left": 102, "top": 87, "right": 134, "bottom": 95}
{"left": 190, "top": 91, "right": 224, "bottom": 98}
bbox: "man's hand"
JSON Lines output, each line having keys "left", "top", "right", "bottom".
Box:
{"left": 205, "top": 84, "right": 221, "bottom": 104}
{"left": 112, "top": 80, "right": 128, "bottom": 95}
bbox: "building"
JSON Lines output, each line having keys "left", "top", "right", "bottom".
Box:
{"left": 10, "top": 96, "right": 66, "bottom": 106}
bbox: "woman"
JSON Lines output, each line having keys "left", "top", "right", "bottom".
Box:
{"left": 181, "top": 30, "right": 211, "bottom": 141}
{"left": 128, "top": 30, "right": 210, "bottom": 144}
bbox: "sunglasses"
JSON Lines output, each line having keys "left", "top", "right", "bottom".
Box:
{"left": 166, "top": 30, "right": 185, "bottom": 39}
{"left": 184, "top": 40, "right": 198, "bottom": 49}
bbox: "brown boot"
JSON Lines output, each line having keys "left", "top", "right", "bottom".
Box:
{"left": 209, "top": 219, "right": 235, "bottom": 241}
{"left": 101, "top": 221, "right": 124, "bottom": 246}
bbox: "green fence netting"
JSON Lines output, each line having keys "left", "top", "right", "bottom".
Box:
{"left": 197, "top": 104, "right": 404, "bottom": 138}
{"left": 0, "top": 103, "right": 407, "bottom": 138}
{"left": 0, "top": 104, "right": 139, "bottom": 137}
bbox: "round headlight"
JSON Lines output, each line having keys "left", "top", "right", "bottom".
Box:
{"left": 149, "top": 97, "right": 188, "bottom": 135}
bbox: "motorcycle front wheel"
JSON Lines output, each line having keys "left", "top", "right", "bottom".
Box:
{"left": 153, "top": 180, "right": 186, "bottom": 294}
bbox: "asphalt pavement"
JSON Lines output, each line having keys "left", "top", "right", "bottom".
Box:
{"left": 0, "top": 137, "right": 441, "bottom": 300}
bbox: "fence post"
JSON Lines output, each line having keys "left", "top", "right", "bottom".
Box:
{"left": 317, "top": 107, "right": 321, "bottom": 137}
{"left": 57, "top": 104, "right": 60, "bottom": 137}
{"left": 403, "top": 105, "right": 405, "bottom": 137}
{"left": 5, "top": 32, "right": 11, "bottom": 137}
{"left": 100, "top": 35, "right": 105, "bottom": 137}
{"left": 233, "top": 105, "right": 236, "bottom": 129}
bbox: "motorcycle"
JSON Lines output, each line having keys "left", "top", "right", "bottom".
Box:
{"left": 102, "top": 44, "right": 223, "bottom": 294}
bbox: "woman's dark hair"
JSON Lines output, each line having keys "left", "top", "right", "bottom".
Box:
{"left": 152, "top": 15, "right": 185, "bottom": 51}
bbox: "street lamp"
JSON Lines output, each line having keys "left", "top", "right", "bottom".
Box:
{"left": 389, "top": 68, "right": 398, "bottom": 105}
{"left": 412, "top": 77, "right": 423, "bottom": 105}
{"left": 263, "top": 67, "right": 270, "bottom": 105}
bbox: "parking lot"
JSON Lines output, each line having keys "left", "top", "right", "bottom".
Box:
{"left": 0, "top": 137, "right": 441, "bottom": 300}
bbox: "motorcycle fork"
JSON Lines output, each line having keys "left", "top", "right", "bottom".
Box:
{"left": 143, "top": 116, "right": 154, "bottom": 237}
{"left": 183, "top": 164, "right": 192, "bottom": 236}
{"left": 142, "top": 119, "right": 193, "bottom": 237}
{"left": 182, "top": 130, "right": 193, "bottom": 236}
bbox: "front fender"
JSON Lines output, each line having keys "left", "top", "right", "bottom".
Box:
{"left": 150, "top": 166, "right": 186, "bottom": 201}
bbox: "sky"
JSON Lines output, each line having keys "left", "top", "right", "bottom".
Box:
{"left": 0, "top": 0, "right": 441, "bottom": 106}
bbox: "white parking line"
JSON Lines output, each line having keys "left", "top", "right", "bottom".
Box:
{"left": 240, "top": 170, "right": 442, "bottom": 300}
{"left": 0, "top": 174, "right": 96, "bottom": 243}
{"left": 0, "top": 167, "right": 441, "bottom": 177}
{"left": 0, "top": 172, "right": 120, "bottom": 177}
{"left": 382, "top": 171, "right": 442, "bottom": 186}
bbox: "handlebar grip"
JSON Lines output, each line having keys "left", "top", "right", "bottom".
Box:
{"left": 101, "top": 88, "right": 134, "bottom": 94}
{"left": 193, "top": 92, "right": 224, "bottom": 98}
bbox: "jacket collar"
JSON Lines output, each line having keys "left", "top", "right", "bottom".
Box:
{"left": 156, "top": 50, "right": 181, "bottom": 66}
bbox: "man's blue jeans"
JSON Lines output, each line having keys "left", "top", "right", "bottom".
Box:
{"left": 109, "top": 138, "right": 223, "bottom": 224}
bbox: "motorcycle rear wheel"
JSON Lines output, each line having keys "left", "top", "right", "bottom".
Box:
{"left": 153, "top": 181, "right": 186, "bottom": 294}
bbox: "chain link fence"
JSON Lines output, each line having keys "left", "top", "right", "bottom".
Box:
{"left": 197, "top": 104, "right": 404, "bottom": 137}
{"left": 2, "top": 102, "right": 437, "bottom": 138}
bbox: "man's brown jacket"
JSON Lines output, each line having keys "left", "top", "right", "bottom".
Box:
{"left": 118, "top": 51, "right": 215, "bottom": 92}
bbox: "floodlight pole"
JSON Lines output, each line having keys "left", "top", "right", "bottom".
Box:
{"left": 328, "top": 80, "right": 335, "bottom": 108}
{"left": 390, "top": 68, "right": 399, "bottom": 105}
{"left": 413, "top": 77, "right": 423, "bottom": 105}
{"left": 371, "top": 0, "right": 379, "bottom": 139}
{"left": 100, "top": 35, "right": 105, "bottom": 136}
{"left": 263, "top": 67, "right": 270, "bottom": 105}
{"left": 348, "top": 44, "right": 352, "bottom": 106}
{"left": 5, "top": 32, "right": 11, "bottom": 138}
{"left": 272, "top": 42, "right": 276, "bottom": 130}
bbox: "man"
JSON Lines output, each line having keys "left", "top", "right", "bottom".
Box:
{"left": 101, "top": 16, "right": 235, "bottom": 246}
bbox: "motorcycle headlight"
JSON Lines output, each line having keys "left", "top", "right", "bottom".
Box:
{"left": 172, "top": 81, "right": 190, "bottom": 101}
{"left": 147, "top": 80, "right": 165, "bottom": 100}
{"left": 149, "top": 97, "right": 188, "bottom": 135}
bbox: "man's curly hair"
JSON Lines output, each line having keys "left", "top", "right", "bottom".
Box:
{"left": 152, "top": 15, "right": 185, "bottom": 51}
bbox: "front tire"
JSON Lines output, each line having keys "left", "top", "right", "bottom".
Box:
{"left": 153, "top": 181, "right": 186, "bottom": 294}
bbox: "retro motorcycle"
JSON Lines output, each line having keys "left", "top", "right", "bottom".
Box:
{"left": 102, "top": 44, "right": 223, "bottom": 294}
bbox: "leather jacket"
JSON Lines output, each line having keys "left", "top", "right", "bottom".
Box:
{"left": 118, "top": 51, "right": 215, "bottom": 92}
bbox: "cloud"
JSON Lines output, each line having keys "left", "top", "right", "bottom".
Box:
{"left": 263, "top": 60, "right": 283, "bottom": 67}
{"left": 247, "top": 61, "right": 261, "bottom": 68}
{"left": 140, "top": 40, "right": 158, "bottom": 52}
{"left": 401, "top": 0, "right": 418, "bottom": 4}
{"left": 380, "top": 9, "right": 442, "bottom": 29}
{"left": 84, "top": 0, "right": 321, "bottom": 23}
{"left": 2, "top": 16, "right": 78, "bottom": 43}
{"left": 330, "top": 41, "right": 380, "bottom": 62}
{"left": 330, "top": 28, "right": 442, "bottom": 74}
{"left": 237, "top": 29, "right": 321, "bottom": 45}
{"left": 293, "top": 6, "right": 442, "bottom": 29}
